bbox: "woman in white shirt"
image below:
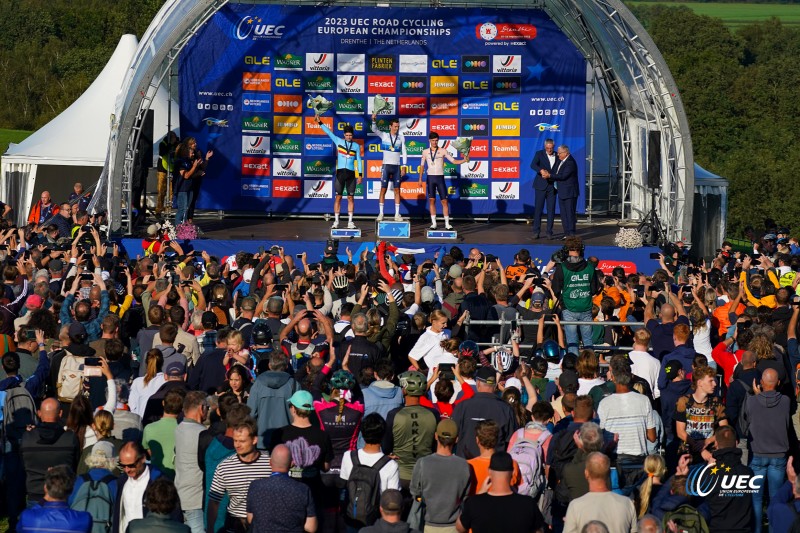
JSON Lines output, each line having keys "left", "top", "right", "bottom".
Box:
{"left": 576, "top": 349, "right": 605, "bottom": 395}
{"left": 129, "top": 349, "right": 165, "bottom": 416}
{"left": 408, "top": 309, "right": 451, "bottom": 376}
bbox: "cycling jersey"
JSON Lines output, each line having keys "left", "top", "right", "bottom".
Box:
{"left": 321, "top": 123, "right": 362, "bottom": 175}
{"left": 371, "top": 122, "right": 407, "bottom": 166}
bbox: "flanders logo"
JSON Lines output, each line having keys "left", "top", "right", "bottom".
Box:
{"left": 275, "top": 53, "right": 303, "bottom": 70}
{"left": 686, "top": 463, "right": 763, "bottom": 497}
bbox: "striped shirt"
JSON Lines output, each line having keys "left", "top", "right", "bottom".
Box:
{"left": 597, "top": 392, "right": 656, "bottom": 457}
{"left": 209, "top": 452, "right": 272, "bottom": 518}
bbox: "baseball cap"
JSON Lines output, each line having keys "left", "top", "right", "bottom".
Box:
{"left": 531, "top": 288, "right": 546, "bottom": 305}
{"left": 146, "top": 224, "right": 159, "bottom": 237}
{"left": 436, "top": 419, "right": 459, "bottom": 439}
{"left": 421, "top": 286, "right": 435, "bottom": 303}
{"left": 287, "top": 390, "right": 314, "bottom": 410}
{"left": 25, "top": 294, "right": 44, "bottom": 310}
{"left": 68, "top": 322, "right": 87, "bottom": 342}
{"left": 558, "top": 369, "right": 579, "bottom": 393}
{"left": 380, "top": 489, "right": 403, "bottom": 513}
{"left": 448, "top": 264, "right": 463, "bottom": 278}
{"left": 664, "top": 362, "right": 682, "bottom": 381}
{"left": 48, "top": 259, "right": 64, "bottom": 272}
{"left": 475, "top": 366, "right": 497, "bottom": 385}
{"left": 90, "top": 441, "right": 116, "bottom": 462}
{"left": 201, "top": 311, "right": 219, "bottom": 329}
{"left": 165, "top": 360, "right": 186, "bottom": 377}
{"left": 243, "top": 268, "right": 254, "bottom": 283}
{"left": 764, "top": 233, "right": 777, "bottom": 241}
{"left": 489, "top": 451, "right": 515, "bottom": 472}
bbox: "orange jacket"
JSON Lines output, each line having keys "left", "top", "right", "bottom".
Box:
{"left": 27, "top": 200, "right": 60, "bottom": 225}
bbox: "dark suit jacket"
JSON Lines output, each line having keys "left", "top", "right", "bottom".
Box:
{"left": 530, "top": 149, "right": 557, "bottom": 191}
{"left": 551, "top": 154, "right": 579, "bottom": 199}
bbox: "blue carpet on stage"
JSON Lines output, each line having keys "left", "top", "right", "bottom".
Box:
{"left": 120, "top": 238, "right": 658, "bottom": 275}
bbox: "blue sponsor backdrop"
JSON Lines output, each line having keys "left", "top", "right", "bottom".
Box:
{"left": 179, "top": 4, "right": 586, "bottom": 216}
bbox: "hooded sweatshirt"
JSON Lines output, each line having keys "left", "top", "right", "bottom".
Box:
{"left": 660, "top": 378, "right": 692, "bottom": 442}
{"left": 20, "top": 422, "right": 80, "bottom": 502}
{"left": 746, "top": 389, "right": 791, "bottom": 456}
{"left": 247, "top": 370, "right": 299, "bottom": 448}
{"left": 363, "top": 381, "right": 404, "bottom": 420}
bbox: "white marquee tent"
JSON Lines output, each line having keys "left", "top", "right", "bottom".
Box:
{"left": 0, "top": 34, "right": 177, "bottom": 227}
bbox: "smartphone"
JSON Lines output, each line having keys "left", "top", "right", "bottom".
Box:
{"left": 438, "top": 363, "right": 455, "bottom": 380}
{"left": 649, "top": 253, "right": 660, "bottom": 260}
{"left": 274, "top": 284, "right": 288, "bottom": 293}
{"left": 296, "top": 253, "right": 304, "bottom": 259}
{"left": 84, "top": 357, "right": 102, "bottom": 377}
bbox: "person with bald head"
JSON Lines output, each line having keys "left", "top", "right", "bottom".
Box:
{"left": 278, "top": 307, "right": 333, "bottom": 374}
{"left": 20, "top": 398, "right": 81, "bottom": 505}
{"left": 246, "top": 444, "right": 318, "bottom": 533}
{"left": 644, "top": 282, "right": 689, "bottom": 360}
{"left": 747, "top": 366, "right": 790, "bottom": 533}
{"left": 563, "top": 452, "right": 637, "bottom": 533}
{"left": 27, "top": 190, "right": 60, "bottom": 225}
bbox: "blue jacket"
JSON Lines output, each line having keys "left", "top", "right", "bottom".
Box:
{"left": 551, "top": 154, "right": 579, "bottom": 199}
{"left": 0, "top": 349, "right": 50, "bottom": 399}
{"left": 767, "top": 480, "right": 800, "bottom": 533}
{"left": 362, "top": 381, "right": 404, "bottom": 420}
{"left": 60, "top": 291, "right": 110, "bottom": 343}
{"left": 530, "top": 149, "right": 556, "bottom": 191}
{"left": 19, "top": 501, "right": 92, "bottom": 533}
{"left": 247, "top": 371, "right": 298, "bottom": 449}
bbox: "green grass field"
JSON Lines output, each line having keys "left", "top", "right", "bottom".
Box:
{"left": 0, "top": 128, "right": 33, "bottom": 157}
{"left": 629, "top": 2, "right": 800, "bottom": 27}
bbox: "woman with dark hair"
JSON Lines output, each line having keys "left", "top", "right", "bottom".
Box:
{"left": 219, "top": 364, "right": 252, "bottom": 403}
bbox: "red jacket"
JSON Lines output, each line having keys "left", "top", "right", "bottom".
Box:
{"left": 27, "top": 200, "right": 59, "bottom": 225}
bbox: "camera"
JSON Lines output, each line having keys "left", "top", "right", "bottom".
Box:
{"left": 551, "top": 247, "right": 568, "bottom": 264}
{"left": 485, "top": 254, "right": 497, "bottom": 263}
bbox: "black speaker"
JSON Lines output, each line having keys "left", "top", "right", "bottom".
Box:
{"left": 647, "top": 130, "right": 661, "bottom": 190}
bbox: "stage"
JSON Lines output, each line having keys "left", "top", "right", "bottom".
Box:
{"left": 119, "top": 214, "right": 659, "bottom": 275}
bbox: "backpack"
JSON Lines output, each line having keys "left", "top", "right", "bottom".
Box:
{"left": 0, "top": 380, "right": 38, "bottom": 454}
{"left": 661, "top": 504, "right": 710, "bottom": 533}
{"left": 549, "top": 429, "right": 579, "bottom": 504}
{"left": 334, "top": 323, "right": 353, "bottom": 350}
{"left": 736, "top": 379, "right": 754, "bottom": 439}
{"left": 57, "top": 354, "right": 86, "bottom": 402}
{"left": 345, "top": 451, "right": 392, "bottom": 526}
{"left": 509, "top": 428, "right": 550, "bottom": 499}
{"left": 70, "top": 473, "right": 116, "bottom": 533}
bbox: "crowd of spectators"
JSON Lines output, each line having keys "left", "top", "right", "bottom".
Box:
{"left": 2, "top": 197, "right": 800, "bottom": 533}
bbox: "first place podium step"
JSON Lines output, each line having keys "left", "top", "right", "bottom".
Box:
{"left": 377, "top": 220, "right": 411, "bottom": 239}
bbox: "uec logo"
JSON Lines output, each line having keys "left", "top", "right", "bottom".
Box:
{"left": 686, "top": 463, "right": 763, "bottom": 497}
{"left": 233, "top": 16, "right": 285, "bottom": 40}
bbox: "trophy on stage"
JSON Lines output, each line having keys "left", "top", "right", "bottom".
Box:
{"left": 451, "top": 137, "right": 473, "bottom": 159}
{"left": 372, "top": 94, "right": 393, "bottom": 115}
{"left": 306, "top": 94, "right": 334, "bottom": 116}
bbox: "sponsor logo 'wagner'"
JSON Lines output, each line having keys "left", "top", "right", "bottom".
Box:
{"left": 306, "top": 75, "right": 334, "bottom": 93}
{"left": 242, "top": 115, "right": 270, "bottom": 132}
{"left": 274, "top": 53, "right": 303, "bottom": 70}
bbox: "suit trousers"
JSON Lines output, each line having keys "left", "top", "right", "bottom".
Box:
{"left": 559, "top": 196, "right": 578, "bottom": 236}
{"left": 533, "top": 186, "right": 557, "bottom": 236}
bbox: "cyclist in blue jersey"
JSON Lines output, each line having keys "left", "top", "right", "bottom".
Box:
{"left": 371, "top": 113, "right": 408, "bottom": 221}
{"left": 316, "top": 116, "right": 363, "bottom": 229}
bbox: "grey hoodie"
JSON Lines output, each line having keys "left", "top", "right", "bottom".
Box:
{"left": 247, "top": 371, "right": 298, "bottom": 449}
{"left": 746, "top": 389, "right": 790, "bottom": 457}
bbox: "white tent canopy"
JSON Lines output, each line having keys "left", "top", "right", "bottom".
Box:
{"left": 1, "top": 34, "right": 177, "bottom": 226}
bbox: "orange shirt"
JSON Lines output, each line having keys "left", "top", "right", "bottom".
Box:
{"left": 467, "top": 455, "right": 520, "bottom": 496}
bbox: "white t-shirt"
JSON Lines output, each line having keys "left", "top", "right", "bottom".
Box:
{"left": 628, "top": 350, "right": 661, "bottom": 399}
{"left": 692, "top": 319, "right": 713, "bottom": 361}
{"left": 340, "top": 449, "right": 401, "bottom": 492}
{"left": 129, "top": 373, "right": 166, "bottom": 416}
{"left": 577, "top": 377, "right": 604, "bottom": 396}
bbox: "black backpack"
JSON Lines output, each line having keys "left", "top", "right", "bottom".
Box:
{"left": 346, "top": 451, "right": 392, "bottom": 526}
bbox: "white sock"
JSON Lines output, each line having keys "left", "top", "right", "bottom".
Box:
{"left": 444, "top": 216, "right": 450, "bottom": 225}
{"left": 378, "top": 203, "right": 384, "bottom": 215}
{"left": 334, "top": 213, "right": 339, "bottom": 223}
{"left": 395, "top": 204, "right": 400, "bottom": 216}
{"left": 348, "top": 212, "right": 353, "bottom": 223}
{"left": 431, "top": 215, "right": 437, "bottom": 225}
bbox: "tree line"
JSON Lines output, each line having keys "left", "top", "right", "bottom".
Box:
{"left": 0, "top": 1, "right": 795, "bottom": 236}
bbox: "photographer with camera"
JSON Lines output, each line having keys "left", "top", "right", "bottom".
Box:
{"left": 551, "top": 236, "right": 601, "bottom": 353}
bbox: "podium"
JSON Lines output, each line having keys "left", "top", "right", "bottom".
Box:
{"left": 331, "top": 227, "right": 361, "bottom": 239}
{"left": 377, "top": 220, "right": 411, "bottom": 239}
{"left": 426, "top": 229, "right": 458, "bottom": 240}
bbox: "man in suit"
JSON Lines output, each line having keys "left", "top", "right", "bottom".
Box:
{"left": 552, "top": 144, "right": 579, "bottom": 238}
{"left": 530, "top": 139, "right": 558, "bottom": 239}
